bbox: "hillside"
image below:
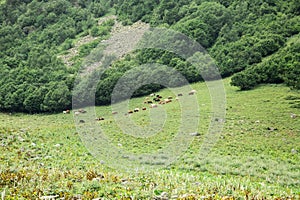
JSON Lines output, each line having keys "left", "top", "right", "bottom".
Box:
{"left": 0, "top": 0, "right": 299, "bottom": 113}
{"left": 0, "top": 79, "right": 299, "bottom": 198}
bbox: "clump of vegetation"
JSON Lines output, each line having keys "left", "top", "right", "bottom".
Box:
{"left": 0, "top": 0, "right": 112, "bottom": 113}
{"left": 231, "top": 34, "right": 300, "bottom": 90}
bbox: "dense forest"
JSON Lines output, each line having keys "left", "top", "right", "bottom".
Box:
{"left": 0, "top": 0, "right": 299, "bottom": 113}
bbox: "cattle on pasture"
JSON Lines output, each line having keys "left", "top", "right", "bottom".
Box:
{"left": 164, "top": 99, "right": 172, "bottom": 103}
{"left": 78, "top": 109, "right": 87, "bottom": 113}
{"left": 150, "top": 104, "right": 158, "bottom": 108}
{"left": 291, "top": 113, "right": 297, "bottom": 119}
{"left": 63, "top": 110, "right": 70, "bottom": 114}
{"left": 153, "top": 97, "right": 160, "bottom": 102}
{"left": 188, "top": 90, "right": 197, "bottom": 95}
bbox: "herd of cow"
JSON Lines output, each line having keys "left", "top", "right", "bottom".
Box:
{"left": 63, "top": 90, "right": 197, "bottom": 122}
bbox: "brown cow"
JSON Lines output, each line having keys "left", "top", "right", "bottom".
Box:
{"left": 112, "top": 111, "right": 118, "bottom": 115}
{"left": 164, "top": 99, "right": 172, "bottom": 103}
{"left": 78, "top": 109, "right": 87, "bottom": 113}
{"left": 142, "top": 107, "right": 147, "bottom": 110}
{"left": 159, "top": 101, "right": 165, "bottom": 105}
{"left": 177, "top": 93, "right": 183, "bottom": 96}
{"left": 63, "top": 110, "right": 70, "bottom": 114}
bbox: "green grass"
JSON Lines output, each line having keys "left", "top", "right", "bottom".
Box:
{"left": 1, "top": 78, "right": 300, "bottom": 199}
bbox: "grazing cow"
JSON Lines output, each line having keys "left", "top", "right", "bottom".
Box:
{"left": 156, "top": 94, "right": 162, "bottom": 99}
{"left": 188, "top": 90, "right": 197, "bottom": 95}
{"left": 146, "top": 100, "right": 153, "bottom": 104}
{"left": 177, "top": 93, "right": 183, "bottom": 96}
{"left": 150, "top": 104, "right": 158, "bottom": 108}
{"left": 128, "top": 110, "right": 133, "bottom": 114}
{"left": 78, "top": 109, "right": 87, "bottom": 113}
{"left": 164, "top": 99, "right": 172, "bottom": 103}
{"left": 150, "top": 93, "right": 155, "bottom": 97}
{"left": 142, "top": 107, "right": 147, "bottom": 110}
{"left": 79, "top": 119, "right": 85, "bottom": 123}
{"left": 291, "top": 113, "right": 297, "bottom": 119}
{"left": 63, "top": 110, "right": 70, "bottom": 114}
{"left": 74, "top": 111, "right": 80, "bottom": 116}
{"left": 159, "top": 101, "right": 165, "bottom": 105}
{"left": 96, "top": 117, "right": 105, "bottom": 121}
{"left": 112, "top": 111, "right": 118, "bottom": 115}
{"left": 167, "top": 96, "right": 173, "bottom": 99}
{"left": 153, "top": 97, "right": 160, "bottom": 102}
{"left": 175, "top": 97, "right": 179, "bottom": 101}
{"left": 134, "top": 108, "right": 140, "bottom": 112}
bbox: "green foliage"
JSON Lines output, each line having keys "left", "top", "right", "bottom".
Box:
{"left": 41, "top": 82, "right": 71, "bottom": 112}
{"left": 0, "top": 0, "right": 113, "bottom": 113}
{"left": 285, "top": 62, "right": 300, "bottom": 90}
{"left": 89, "top": 22, "right": 113, "bottom": 37}
{"left": 115, "top": 0, "right": 159, "bottom": 24}
{"left": 231, "top": 34, "right": 300, "bottom": 90}
{"left": 113, "top": 0, "right": 299, "bottom": 92}
{"left": 1, "top": 0, "right": 299, "bottom": 113}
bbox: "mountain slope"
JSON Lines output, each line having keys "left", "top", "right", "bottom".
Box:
{"left": 0, "top": 0, "right": 299, "bottom": 113}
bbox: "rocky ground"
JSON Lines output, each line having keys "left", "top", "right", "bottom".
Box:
{"left": 59, "top": 15, "right": 150, "bottom": 68}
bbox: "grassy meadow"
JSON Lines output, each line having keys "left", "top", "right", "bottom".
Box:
{"left": 0, "top": 78, "right": 299, "bottom": 199}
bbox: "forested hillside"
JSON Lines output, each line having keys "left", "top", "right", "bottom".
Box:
{"left": 0, "top": 0, "right": 299, "bottom": 113}
{"left": 114, "top": 0, "right": 300, "bottom": 88}
{"left": 0, "top": 0, "right": 113, "bottom": 112}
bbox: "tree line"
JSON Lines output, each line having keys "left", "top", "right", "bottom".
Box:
{"left": 0, "top": 0, "right": 299, "bottom": 113}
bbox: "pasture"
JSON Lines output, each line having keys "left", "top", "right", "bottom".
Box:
{"left": 0, "top": 78, "right": 299, "bottom": 199}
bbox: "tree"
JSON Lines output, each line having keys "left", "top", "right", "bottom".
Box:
{"left": 41, "top": 82, "right": 71, "bottom": 112}
{"left": 24, "top": 86, "right": 47, "bottom": 113}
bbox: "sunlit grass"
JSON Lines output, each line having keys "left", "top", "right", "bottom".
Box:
{"left": 1, "top": 78, "right": 300, "bottom": 199}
